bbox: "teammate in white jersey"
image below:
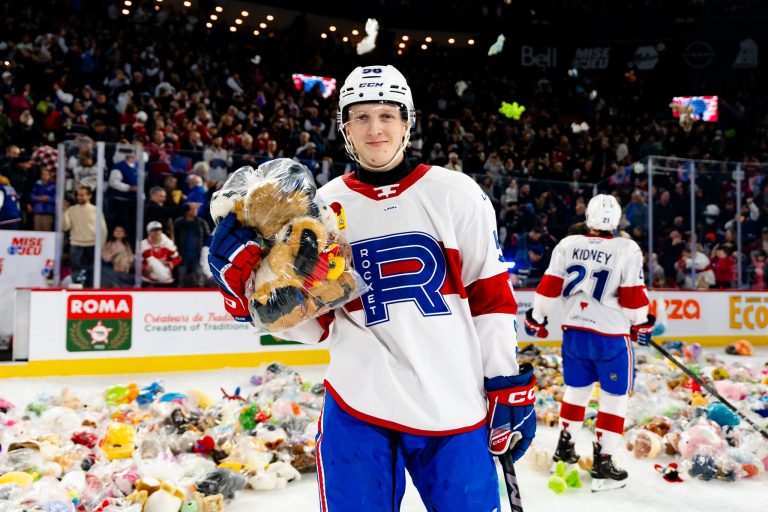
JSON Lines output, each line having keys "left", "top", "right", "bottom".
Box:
{"left": 525, "top": 194, "right": 655, "bottom": 491}
{"left": 209, "top": 65, "right": 536, "bottom": 511}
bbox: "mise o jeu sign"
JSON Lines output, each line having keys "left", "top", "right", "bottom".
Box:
{"left": 66, "top": 294, "right": 133, "bottom": 352}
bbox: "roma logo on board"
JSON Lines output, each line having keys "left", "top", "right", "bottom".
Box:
{"left": 66, "top": 294, "right": 132, "bottom": 352}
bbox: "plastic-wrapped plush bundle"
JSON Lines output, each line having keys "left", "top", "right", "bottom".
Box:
{"left": 210, "top": 159, "right": 366, "bottom": 332}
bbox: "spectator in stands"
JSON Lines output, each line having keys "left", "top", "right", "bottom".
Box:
{"left": 2, "top": 151, "right": 32, "bottom": 223}
{"left": 446, "top": 152, "right": 463, "bottom": 172}
{"left": 69, "top": 148, "right": 98, "bottom": 191}
{"left": 141, "top": 220, "right": 180, "bottom": 285}
{"left": 102, "top": 225, "right": 135, "bottom": 287}
{"left": 660, "top": 229, "right": 686, "bottom": 287}
{"left": 761, "top": 227, "right": 768, "bottom": 255}
{"left": 725, "top": 197, "right": 762, "bottom": 248}
{"left": 428, "top": 142, "right": 447, "bottom": 166}
{"left": 107, "top": 151, "right": 139, "bottom": 241}
{"left": 203, "top": 136, "right": 231, "bottom": 183}
{"left": 500, "top": 180, "right": 518, "bottom": 206}
{"left": 567, "top": 197, "right": 587, "bottom": 227}
{"left": 676, "top": 246, "right": 715, "bottom": 289}
{"left": 144, "top": 185, "right": 191, "bottom": 237}
{"left": 186, "top": 175, "right": 207, "bottom": 204}
{"left": 623, "top": 190, "right": 648, "bottom": 231}
{"left": 62, "top": 185, "right": 107, "bottom": 279}
{"left": 748, "top": 249, "right": 766, "bottom": 289}
{"left": 147, "top": 129, "right": 176, "bottom": 182}
{"left": 711, "top": 246, "right": 736, "bottom": 289}
{"left": 162, "top": 175, "right": 183, "bottom": 206}
{"left": 173, "top": 203, "right": 211, "bottom": 287}
{"left": 1, "top": 0, "right": 767, "bottom": 294}
{"left": 653, "top": 189, "right": 675, "bottom": 235}
{"left": 501, "top": 201, "right": 523, "bottom": 240}
{"left": 294, "top": 131, "right": 314, "bottom": 158}
{"left": 483, "top": 152, "right": 503, "bottom": 181}
{"left": 514, "top": 226, "right": 544, "bottom": 271}
{"left": 30, "top": 167, "right": 56, "bottom": 231}
{"left": 303, "top": 106, "right": 326, "bottom": 150}
{"left": 0, "top": 101, "right": 11, "bottom": 148}
{"left": 9, "top": 110, "right": 42, "bottom": 153}
{"left": 295, "top": 141, "right": 319, "bottom": 174}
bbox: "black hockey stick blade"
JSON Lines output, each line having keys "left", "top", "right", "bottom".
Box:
{"left": 648, "top": 339, "right": 768, "bottom": 440}
{"left": 499, "top": 452, "right": 524, "bottom": 512}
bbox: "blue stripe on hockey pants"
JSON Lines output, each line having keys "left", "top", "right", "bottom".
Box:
{"left": 315, "top": 392, "right": 501, "bottom": 511}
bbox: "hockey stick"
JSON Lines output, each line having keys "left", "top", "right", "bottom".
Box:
{"left": 499, "top": 452, "right": 524, "bottom": 512}
{"left": 648, "top": 339, "right": 768, "bottom": 440}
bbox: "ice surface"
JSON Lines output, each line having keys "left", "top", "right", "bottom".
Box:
{"left": 1, "top": 351, "right": 766, "bottom": 512}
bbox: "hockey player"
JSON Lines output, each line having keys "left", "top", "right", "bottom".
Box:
{"left": 209, "top": 65, "right": 535, "bottom": 510}
{"left": 524, "top": 194, "right": 654, "bottom": 492}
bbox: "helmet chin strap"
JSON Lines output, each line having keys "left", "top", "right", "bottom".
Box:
{"left": 343, "top": 123, "right": 411, "bottom": 172}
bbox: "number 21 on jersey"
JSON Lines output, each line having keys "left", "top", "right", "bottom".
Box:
{"left": 562, "top": 264, "right": 611, "bottom": 302}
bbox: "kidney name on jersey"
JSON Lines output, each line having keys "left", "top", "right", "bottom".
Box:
{"left": 572, "top": 248, "right": 613, "bottom": 264}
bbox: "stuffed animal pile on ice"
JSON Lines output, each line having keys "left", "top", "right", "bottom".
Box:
{"left": 0, "top": 363, "right": 319, "bottom": 511}
{"left": 519, "top": 340, "right": 768, "bottom": 488}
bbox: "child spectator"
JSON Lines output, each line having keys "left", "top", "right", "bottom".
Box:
{"left": 141, "top": 221, "right": 181, "bottom": 285}
{"left": 30, "top": 167, "right": 56, "bottom": 231}
{"left": 711, "top": 247, "right": 736, "bottom": 289}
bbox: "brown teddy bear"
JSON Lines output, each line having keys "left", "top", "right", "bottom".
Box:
{"left": 248, "top": 211, "right": 357, "bottom": 331}
{"left": 211, "top": 159, "right": 359, "bottom": 332}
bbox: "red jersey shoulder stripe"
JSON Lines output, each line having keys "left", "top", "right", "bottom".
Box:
{"left": 536, "top": 274, "right": 564, "bottom": 298}
{"left": 465, "top": 271, "right": 517, "bottom": 316}
{"left": 618, "top": 285, "right": 649, "bottom": 309}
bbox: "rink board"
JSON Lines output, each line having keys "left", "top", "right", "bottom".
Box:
{"left": 3, "top": 288, "right": 767, "bottom": 377}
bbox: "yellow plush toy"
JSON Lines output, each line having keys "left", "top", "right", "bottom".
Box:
{"left": 100, "top": 422, "right": 136, "bottom": 460}
{"left": 210, "top": 159, "right": 360, "bottom": 332}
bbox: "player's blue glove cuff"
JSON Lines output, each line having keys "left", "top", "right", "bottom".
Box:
{"left": 485, "top": 363, "right": 536, "bottom": 462}
{"left": 208, "top": 213, "right": 266, "bottom": 322}
{"left": 630, "top": 314, "right": 656, "bottom": 346}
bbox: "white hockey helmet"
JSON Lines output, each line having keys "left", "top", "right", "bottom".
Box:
{"left": 337, "top": 65, "right": 416, "bottom": 165}
{"left": 586, "top": 194, "right": 622, "bottom": 232}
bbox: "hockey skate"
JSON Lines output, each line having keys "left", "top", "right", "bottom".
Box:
{"left": 590, "top": 441, "right": 628, "bottom": 492}
{"left": 552, "top": 429, "right": 580, "bottom": 466}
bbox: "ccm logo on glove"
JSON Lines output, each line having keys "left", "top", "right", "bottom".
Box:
{"left": 505, "top": 387, "right": 536, "bottom": 405}
{"left": 487, "top": 383, "right": 536, "bottom": 407}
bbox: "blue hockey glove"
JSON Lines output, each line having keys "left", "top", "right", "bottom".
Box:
{"left": 630, "top": 314, "right": 656, "bottom": 346}
{"left": 208, "top": 213, "right": 267, "bottom": 322}
{"left": 524, "top": 308, "right": 549, "bottom": 338}
{"left": 485, "top": 363, "right": 536, "bottom": 462}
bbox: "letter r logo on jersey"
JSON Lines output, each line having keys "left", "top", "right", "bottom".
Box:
{"left": 351, "top": 232, "right": 451, "bottom": 326}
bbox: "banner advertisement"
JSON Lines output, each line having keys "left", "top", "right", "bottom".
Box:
{"left": 516, "top": 290, "right": 768, "bottom": 343}
{"left": 13, "top": 289, "right": 768, "bottom": 367}
{"left": 23, "top": 290, "right": 318, "bottom": 362}
{"left": 0, "top": 230, "right": 55, "bottom": 286}
{"left": 512, "top": 37, "right": 762, "bottom": 76}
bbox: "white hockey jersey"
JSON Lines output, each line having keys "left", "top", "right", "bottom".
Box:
{"left": 532, "top": 234, "right": 649, "bottom": 336}
{"left": 279, "top": 164, "right": 519, "bottom": 435}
